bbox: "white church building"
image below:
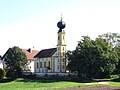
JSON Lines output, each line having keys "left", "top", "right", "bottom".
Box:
{"left": 34, "top": 17, "right": 67, "bottom": 76}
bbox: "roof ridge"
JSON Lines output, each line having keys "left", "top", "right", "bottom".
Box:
{"left": 41, "top": 48, "right": 57, "bottom": 51}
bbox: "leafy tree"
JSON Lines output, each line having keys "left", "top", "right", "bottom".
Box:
{"left": 0, "top": 69, "right": 6, "bottom": 80}
{"left": 95, "top": 38, "right": 119, "bottom": 77}
{"left": 4, "top": 46, "right": 27, "bottom": 78}
{"left": 68, "top": 36, "right": 96, "bottom": 78}
{"left": 67, "top": 36, "right": 118, "bottom": 79}
{"left": 114, "top": 44, "right": 120, "bottom": 75}
{"left": 98, "top": 32, "right": 120, "bottom": 46}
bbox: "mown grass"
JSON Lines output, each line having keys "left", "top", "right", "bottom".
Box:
{"left": 0, "top": 78, "right": 86, "bottom": 90}
{"left": 0, "top": 75, "right": 120, "bottom": 90}
{"left": 110, "top": 82, "right": 120, "bottom": 86}
{"left": 110, "top": 75, "right": 120, "bottom": 86}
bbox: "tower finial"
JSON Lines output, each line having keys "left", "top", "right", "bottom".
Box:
{"left": 61, "top": 12, "right": 62, "bottom": 21}
{"left": 57, "top": 13, "right": 66, "bottom": 31}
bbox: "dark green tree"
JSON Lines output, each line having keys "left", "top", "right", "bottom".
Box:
{"left": 95, "top": 38, "right": 118, "bottom": 78}
{"left": 114, "top": 44, "right": 120, "bottom": 76}
{"left": 68, "top": 36, "right": 96, "bottom": 79}
{"left": 4, "top": 46, "right": 27, "bottom": 78}
{"left": 0, "top": 69, "right": 6, "bottom": 80}
{"left": 67, "top": 36, "right": 118, "bottom": 79}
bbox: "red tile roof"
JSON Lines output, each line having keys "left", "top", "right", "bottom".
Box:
{"left": 22, "top": 49, "right": 39, "bottom": 61}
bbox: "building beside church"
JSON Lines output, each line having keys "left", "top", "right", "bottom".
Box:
{"left": 2, "top": 48, "right": 39, "bottom": 74}
{"left": 22, "top": 48, "right": 39, "bottom": 74}
{"left": 0, "top": 55, "right": 3, "bottom": 69}
{"left": 34, "top": 17, "right": 67, "bottom": 76}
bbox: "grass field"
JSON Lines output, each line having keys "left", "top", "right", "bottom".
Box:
{"left": 0, "top": 76, "right": 120, "bottom": 90}
{"left": 0, "top": 78, "right": 86, "bottom": 90}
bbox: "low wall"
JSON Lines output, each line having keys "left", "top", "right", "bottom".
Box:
{"left": 35, "top": 73, "right": 68, "bottom": 77}
{"left": 35, "top": 72, "right": 77, "bottom": 77}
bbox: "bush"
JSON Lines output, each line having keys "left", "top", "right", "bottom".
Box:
{"left": 0, "top": 68, "right": 6, "bottom": 80}
{"left": 6, "top": 69, "right": 15, "bottom": 79}
{"left": 15, "top": 67, "right": 22, "bottom": 78}
{"left": 6, "top": 68, "right": 23, "bottom": 79}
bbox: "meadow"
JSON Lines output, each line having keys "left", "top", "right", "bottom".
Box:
{"left": 0, "top": 78, "right": 85, "bottom": 90}
{"left": 0, "top": 75, "right": 120, "bottom": 90}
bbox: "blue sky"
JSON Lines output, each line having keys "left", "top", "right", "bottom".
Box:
{"left": 0, "top": 0, "right": 120, "bottom": 55}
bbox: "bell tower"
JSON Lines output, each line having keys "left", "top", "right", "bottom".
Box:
{"left": 57, "top": 16, "right": 66, "bottom": 72}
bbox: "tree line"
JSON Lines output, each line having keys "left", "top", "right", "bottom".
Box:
{"left": 67, "top": 33, "right": 120, "bottom": 79}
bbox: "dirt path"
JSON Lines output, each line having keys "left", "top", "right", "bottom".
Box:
{"left": 64, "top": 81, "right": 120, "bottom": 90}
{"left": 64, "top": 86, "right": 120, "bottom": 90}
{"left": 85, "top": 81, "right": 109, "bottom": 85}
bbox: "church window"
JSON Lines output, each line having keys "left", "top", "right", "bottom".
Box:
{"left": 63, "top": 59, "right": 65, "bottom": 62}
{"left": 58, "top": 65, "right": 59, "bottom": 70}
{"left": 62, "top": 47, "right": 64, "bottom": 51}
{"left": 44, "top": 61, "right": 46, "bottom": 68}
{"left": 40, "top": 62, "right": 42, "bottom": 68}
{"left": 63, "top": 35, "right": 64, "bottom": 40}
{"left": 58, "top": 36, "right": 60, "bottom": 40}
{"left": 63, "top": 65, "right": 65, "bottom": 69}
{"left": 63, "top": 52, "right": 65, "bottom": 56}
{"left": 37, "top": 62, "right": 38, "bottom": 68}
{"left": 48, "top": 61, "right": 50, "bottom": 68}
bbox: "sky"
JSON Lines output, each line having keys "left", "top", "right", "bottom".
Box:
{"left": 0, "top": 0, "right": 120, "bottom": 55}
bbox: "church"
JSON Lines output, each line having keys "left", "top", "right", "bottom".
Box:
{"left": 34, "top": 17, "right": 67, "bottom": 76}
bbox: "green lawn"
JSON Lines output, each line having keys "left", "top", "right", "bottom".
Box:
{"left": 110, "top": 82, "right": 120, "bottom": 86}
{"left": 0, "top": 77, "right": 120, "bottom": 90}
{"left": 0, "top": 79, "right": 85, "bottom": 90}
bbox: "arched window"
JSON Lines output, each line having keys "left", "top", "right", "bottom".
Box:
{"left": 58, "top": 36, "right": 60, "bottom": 40}
{"left": 44, "top": 61, "right": 46, "bottom": 68}
{"left": 62, "top": 47, "right": 64, "bottom": 51}
{"left": 37, "top": 62, "right": 38, "bottom": 68}
{"left": 40, "top": 62, "right": 42, "bottom": 68}
{"left": 48, "top": 61, "right": 50, "bottom": 68}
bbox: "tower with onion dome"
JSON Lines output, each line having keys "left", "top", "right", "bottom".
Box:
{"left": 57, "top": 16, "right": 66, "bottom": 72}
{"left": 34, "top": 16, "right": 67, "bottom": 75}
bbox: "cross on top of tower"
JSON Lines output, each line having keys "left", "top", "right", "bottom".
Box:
{"left": 60, "top": 13, "right": 62, "bottom": 22}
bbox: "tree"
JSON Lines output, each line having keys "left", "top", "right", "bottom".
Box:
{"left": 98, "top": 32, "right": 120, "bottom": 46}
{"left": 4, "top": 46, "right": 27, "bottom": 78}
{"left": 67, "top": 36, "right": 118, "bottom": 79}
{"left": 114, "top": 44, "right": 120, "bottom": 75}
{"left": 68, "top": 36, "right": 96, "bottom": 78}
{"left": 0, "top": 69, "right": 6, "bottom": 80}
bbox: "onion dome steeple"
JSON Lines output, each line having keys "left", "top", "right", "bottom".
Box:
{"left": 57, "top": 15, "right": 66, "bottom": 32}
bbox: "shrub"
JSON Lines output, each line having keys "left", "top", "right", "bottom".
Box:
{"left": 0, "top": 68, "right": 6, "bottom": 80}
{"left": 6, "top": 69, "right": 15, "bottom": 79}
{"left": 6, "top": 68, "right": 23, "bottom": 79}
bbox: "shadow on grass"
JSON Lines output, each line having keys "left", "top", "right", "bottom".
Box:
{"left": 112, "top": 78, "right": 120, "bottom": 82}
{"left": 0, "top": 78, "right": 14, "bottom": 83}
{"left": 0, "top": 75, "right": 93, "bottom": 83}
{"left": 15, "top": 75, "right": 93, "bottom": 83}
